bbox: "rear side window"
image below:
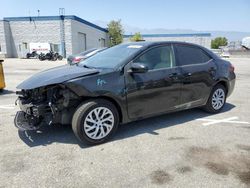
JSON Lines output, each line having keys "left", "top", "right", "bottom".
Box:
{"left": 175, "top": 45, "right": 211, "bottom": 66}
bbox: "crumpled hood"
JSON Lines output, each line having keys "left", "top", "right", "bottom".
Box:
{"left": 17, "top": 65, "right": 99, "bottom": 90}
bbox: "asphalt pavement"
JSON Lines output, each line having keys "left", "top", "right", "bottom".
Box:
{"left": 0, "top": 58, "right": 250, "bottom": 188}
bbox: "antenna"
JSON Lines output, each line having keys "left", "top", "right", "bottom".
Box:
{"left": 59, "top": 8, "right": 65, "bottom": 16}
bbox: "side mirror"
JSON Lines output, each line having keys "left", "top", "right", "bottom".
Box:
{"left": 129, "top": 63, "right": 148, "bottom": 73}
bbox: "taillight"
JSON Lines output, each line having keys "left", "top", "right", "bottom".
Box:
{"left": 229, "top": 64, "right": 235, "bottom": 72}
{"left": 73, "top": 57, "right": 82, "bottom": 63}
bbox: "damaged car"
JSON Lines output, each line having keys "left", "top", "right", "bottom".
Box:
{"left": 15, "top": 42, "right": 235, "bottom": 144}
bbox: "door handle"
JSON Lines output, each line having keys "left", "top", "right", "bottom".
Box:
{"left": 168, "top": 72, "right": 180, "bottom": 80}
{"left": 184, "top": 72, "right": 192, "bottom": 77}
{"left": 169, "top": 72, "right": 178, "bottom": 77}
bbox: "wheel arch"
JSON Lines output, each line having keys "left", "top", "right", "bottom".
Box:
{"left": 215, "top": 79, "right": 229, "bottom": 95}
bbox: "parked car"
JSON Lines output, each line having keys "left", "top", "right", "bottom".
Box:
{"left": 15, "top": 42, "right": 235, "bottom": 144}
{"left": 220, "top": 51, "right": 230, "bottom": 58}
{"left": 0, "top": 59, "right": 6, "bottom": 91}
{"left": 67, "top": 48, "right": 107, "bottom": 64}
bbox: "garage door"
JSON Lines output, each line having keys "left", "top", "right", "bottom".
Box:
{"left": 77, "top": 32, "right": 86, "bottom": 53}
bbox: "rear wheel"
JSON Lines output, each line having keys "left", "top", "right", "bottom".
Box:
{"left": 203, "top": 84, "right": 226, "bottom": 113}
{"left": 57, "top": 55, "right": 63, "bottom": 60}
{"left": 72, "top": 99, "right": 119, "bottom": 145}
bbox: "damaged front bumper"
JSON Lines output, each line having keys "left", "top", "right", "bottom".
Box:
{"left": 14, "top": 100, "right": 47, "bottom": 131}
{"left": 14, "top": 111, "right": 41, "bottom": 131}
{"left": 14, "top": 86, "right": 80, "bottom": 131}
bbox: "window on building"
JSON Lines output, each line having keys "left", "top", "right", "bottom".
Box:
{"left": 175, "top": 45, "right": 211, "bottom": 66}
{"left": 23, "top": 42, "right": 28, "bottom": 49}
{"left": 18, "top": 44, "right": 22, "bottom": 52}
{"left": 100, "top": 38, "right": 105, "bottom": 47}
{"left": 52, "top": 44, "right": 60, "bottom": 53}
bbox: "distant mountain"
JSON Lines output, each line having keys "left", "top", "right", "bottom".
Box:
{"left": 94, "top": 20, "right": 250, "bottom": 41}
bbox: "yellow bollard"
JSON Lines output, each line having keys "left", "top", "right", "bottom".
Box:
{"left": 0, "top": 59, "right": 6, "bottom": 90}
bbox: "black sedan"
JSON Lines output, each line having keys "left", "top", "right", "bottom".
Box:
{"left": 15, "top": 42, "right": 235, "bottom": 144}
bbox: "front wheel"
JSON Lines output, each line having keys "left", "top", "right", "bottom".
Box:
{"left": 72, "top": 99, "right": 119, "bottom": 145}
{"left": 203, "top": 84, "right": 226, "bottom": 113}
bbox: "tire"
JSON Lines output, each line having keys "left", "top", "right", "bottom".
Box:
{"left": 57, "top": 55, "right": 63, "bottom": 60}
{"left": 52, "top": 56, "right": 57, "bottom": 61}
{"left": 72, "top": 99, "right": 119, "bottom": 145}
{"left": 203, "top": 84, "right": 226, "bottom": 113}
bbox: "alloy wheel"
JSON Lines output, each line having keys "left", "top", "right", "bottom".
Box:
{"left": 83, "top": 107, "right": 114, "bottom": 140}
{"left": 212, "top": 88, "right": 225, "bottom": 110}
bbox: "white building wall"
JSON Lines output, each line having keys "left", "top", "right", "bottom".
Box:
{"left": 64, "top": 19, "right": 73, "bottom": 57}
{"left": 71, "top": 20, "right": 108, "bottom": 55}
{"left": 1, "top": 17, "right": 108, "bottom": 58}
{"left": 7, "top": 20, "right": 61, "bottom": 57}
{"left": 0, "top": 20, "right": 13, "bottom": 57}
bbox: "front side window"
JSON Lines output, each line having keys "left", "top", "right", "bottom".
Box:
{"left": 175, "top": 45, "right": 211, "bottom": 66}
{"left": 134, "top": 45, "right": 175, "bottom": 70}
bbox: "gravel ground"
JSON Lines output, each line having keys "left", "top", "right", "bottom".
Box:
{"left": 0, "top": 58, "right": 250, "bottom": 188}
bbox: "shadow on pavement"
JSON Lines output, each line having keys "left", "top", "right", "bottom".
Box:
{"left": 0, "top": 89, "right": 15, "bottom": 96}
{"left": 18, "top": 103, "right": 235, "bottom": 148}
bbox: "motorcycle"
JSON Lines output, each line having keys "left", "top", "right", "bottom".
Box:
{"left": 38, "top": 51, "right": 63, "bottom": 61}
{"left": 38, "top": 53, "right": 46, "bottom": 61}
{"left": 26, "top": 51, "right": 38, "bottom": 59}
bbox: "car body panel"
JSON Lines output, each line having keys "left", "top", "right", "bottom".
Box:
{"left": 64, "top": 70, "right": 129, "bottom": 123}
{"left": 125, "top": 65, "right": 182, "bottom": 119}
{"left": 16, "top": 65, "right": 99, "bottom": 90}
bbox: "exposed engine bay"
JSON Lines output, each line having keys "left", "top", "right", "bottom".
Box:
{"left": 15, "top": 85, "right": 80, "bottom": 130}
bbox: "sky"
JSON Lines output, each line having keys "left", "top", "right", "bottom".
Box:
{"left": 0, "top": 0, "right": 249, "bottom": 32}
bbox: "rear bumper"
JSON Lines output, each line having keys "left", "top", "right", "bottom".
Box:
{"left": 227, "top": 73, "right": 236, "bottom": 97}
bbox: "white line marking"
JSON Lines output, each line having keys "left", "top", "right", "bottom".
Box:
{"left": 0, "top": 104, "right": 16, "bottom": 109}
{"left": 13, "top": 70, "right": 34, "bottom": 73}
{"left": 196, "top": 116, "right": 250, "bottom": 126}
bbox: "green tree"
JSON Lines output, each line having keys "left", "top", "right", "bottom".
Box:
{"left": 130, "top": 32, "right": 144, "bottom": 42}
{"left": 107, "top": 20, "right": 124, "bottom": 46}
{"left": 211, "top": 37, "right": 228, "bottom": 49}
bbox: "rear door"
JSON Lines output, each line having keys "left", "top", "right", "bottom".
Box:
{"left": 174, "top": 44, "right": 217, "bottom": 108}
{"left": 125, "top": 44, "right": 182, "bottom": 119}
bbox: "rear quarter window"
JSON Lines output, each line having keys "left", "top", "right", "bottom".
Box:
{"left": 175, "top": 45, "right": 211, "bottom": 66}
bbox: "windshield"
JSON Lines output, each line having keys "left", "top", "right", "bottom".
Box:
{"left": 79, "top": 44, "right": 143, "bottom": 69}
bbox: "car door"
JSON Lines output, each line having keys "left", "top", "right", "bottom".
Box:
{"left": 174, "top": 44, "right": 217, "bottom": 108}
{"left": 124, "top": 44, "right": 182, "bottom": 119}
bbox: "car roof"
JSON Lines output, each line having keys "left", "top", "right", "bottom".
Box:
{"left": 123, "top": 41, "right": 204, "bottom": 48}
{"left": 122, "top": 41, "right": 218, "bottom": 59}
